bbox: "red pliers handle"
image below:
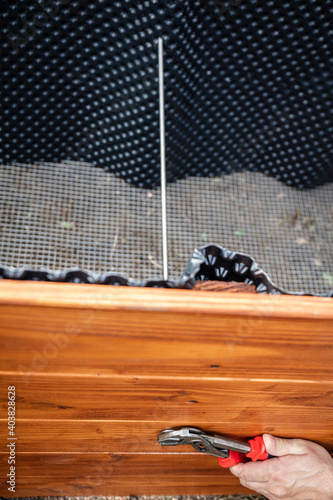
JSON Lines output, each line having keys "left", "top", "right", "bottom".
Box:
{"left": 157, "top": 427, "right": 274, "bottom": 469}
{"left": 218, "top": 435, "right": 272, "bottom": 468}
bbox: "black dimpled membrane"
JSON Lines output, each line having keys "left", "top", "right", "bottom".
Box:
{"left": 1, "top": 0, "right": 333, "bottom": 188}
{"left": 0, "top": 244, "right": 332, "bottom": 296}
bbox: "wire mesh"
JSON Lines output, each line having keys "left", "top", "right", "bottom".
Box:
{"left": 0, "top": 162, "right": 162, "bottom": 281}
{"left": 0, "top": 162, "right": 332, "bottom": 294}
{"left": 167, "top": 173, "right": 333, "bottom": 295}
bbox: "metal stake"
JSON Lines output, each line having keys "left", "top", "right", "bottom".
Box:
{"left": 158, "top": 37, "right": 168, "bottom": 281}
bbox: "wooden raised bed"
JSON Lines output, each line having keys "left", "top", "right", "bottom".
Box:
{"left": 0, "top": 280, "right": 332, "bottom": 496}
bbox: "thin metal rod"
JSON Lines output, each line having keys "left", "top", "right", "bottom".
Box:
{"left": 158, "top": 37, "right": 168, "bottom": 281}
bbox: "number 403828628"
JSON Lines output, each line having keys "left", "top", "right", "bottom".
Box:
{"left": 8, "top": 386, "right": 16, "bottom": 433}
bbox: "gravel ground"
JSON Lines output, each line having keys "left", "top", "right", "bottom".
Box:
{"left": 9, "top": 496, "right": 266, "bottom": 500}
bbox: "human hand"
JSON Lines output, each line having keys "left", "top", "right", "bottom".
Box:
{"left": 230, "top": 434, "right": 333, "bottom": 499}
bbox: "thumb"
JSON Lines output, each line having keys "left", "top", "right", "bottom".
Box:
{"left": 263, "top": 434, "right": 307, "bottom": 457}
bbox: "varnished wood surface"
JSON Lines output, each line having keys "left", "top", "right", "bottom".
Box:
{"left": 1, "top": 279, "right": 333, "bottom": 319}
{"left": 0, "top": 376, "right": 332, "bottom": 449}
{"left": 0, "top": 453, "right": 256, "bottom": 495}
{"left": 0, "top": 418, "right": 332, "bottom": 454}
{"left": 0, "top": 469, "right": 254, "bottom": 496}
{"left": 0, "top": 280, "right": 332, "bottom": 496}
{"left": 1, "top": 306, "right": 332, "bottom": 380}
{"left": 0, "top": 452, "right": 246, "bottom": 476}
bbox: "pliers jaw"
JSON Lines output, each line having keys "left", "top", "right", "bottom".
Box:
{"left": 158, "top": 427, "right": 271, "bottom": 467}
{"left": 157, "top": 427, "right": 229, "bottom": 458}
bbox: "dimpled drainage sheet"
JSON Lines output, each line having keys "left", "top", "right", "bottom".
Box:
{"left": 0, "top": 162, "right": 332, "bottom": 295}
{"left": 1, "top": 0, "right": 333, "bottom": 190}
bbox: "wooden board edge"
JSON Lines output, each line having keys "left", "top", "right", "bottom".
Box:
{"left": 0, "top": 280, "right": 332, "bottom": 320}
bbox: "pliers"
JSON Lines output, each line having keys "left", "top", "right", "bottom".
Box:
{"left": 157, "top": 427, "right": 274, "bottom": 468}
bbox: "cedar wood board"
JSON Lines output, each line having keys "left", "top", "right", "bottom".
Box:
{"left": 0, "top": 280, "right": 332, "bottom": 496}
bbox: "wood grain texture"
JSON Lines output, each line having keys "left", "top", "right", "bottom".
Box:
{"left": 1, "top": 280, "right": 333, "bottom": 319}
{"left": 0, "top": 280, "right": 332, "bottom": 497}
{"left": 0, "top": 375, "right": 332, "bottom": 451}
{"left": 0, "top": 419, "right": 332, "bottom": 454}
{"left": 0, "top": 471, "right": 254, "bottom": 497}
{"left": 0, "top": 452, "right": 244, "bottom": 477}
{"left": 0, "top": 453, "right": 256, "bottom": 495}
{"left": 1, "top": 306, "right": 332, "bottom": 380}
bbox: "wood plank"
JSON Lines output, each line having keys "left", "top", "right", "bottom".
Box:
{"left": 0, "top": 420, "right": 332, "bottom": 454}
{"left": 4, "top": 451, "right": 333, "bottom": 478}
{"left": 0, "top": 374, "right": 332, "bottom": 426}
{"left": 1, "top": 306, "right": 332, "bottom": 381}
{"left": 0, "top": 453, "right": 255, "bottom": 496}
{"left": 0, "top": 473, "right": 254, "bottom": 497}
{"left": 3, "top": 450, "right": 333, "bottom": 497}
{"left": 0, "top": 452, "right": 238, "bottom": 477}
{"left": 0, "top": 280, "right": 332, "bottom": 320}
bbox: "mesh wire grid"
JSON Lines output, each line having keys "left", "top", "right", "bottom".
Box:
{"left": 0, "top": 162, "right": 332, "bottom": 295}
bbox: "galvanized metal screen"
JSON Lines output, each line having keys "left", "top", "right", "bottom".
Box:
{"left": 0, "top": 162, "right": 332, "bottom": 295}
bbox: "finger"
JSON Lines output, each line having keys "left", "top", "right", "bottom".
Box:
{"left": 229, "top": 462, "right": 246, "bottom": 477}
{"left": 230, "top": 460, "right": 272, "bottom": 483}
{"left": 263, "top": 434, "right": 307, "bottom": 457}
